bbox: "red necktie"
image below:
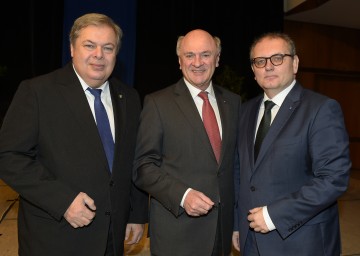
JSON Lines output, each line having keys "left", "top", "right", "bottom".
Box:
{"left": 198, "top": 91, "right": 221, "bottom": 163}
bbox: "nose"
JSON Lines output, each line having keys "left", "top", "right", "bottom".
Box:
{"left": 192, "top": 54, "right": 203, "bottom": 67}
{"left": 94, "top": 46, "right": 104, "bottom": 59}
{"left": 264, "top": 59, "right": 274, "bottom": 71}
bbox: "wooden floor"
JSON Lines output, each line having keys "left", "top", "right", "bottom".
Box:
{"left": 1, "top": 171, "right": 360, "bottom": 256}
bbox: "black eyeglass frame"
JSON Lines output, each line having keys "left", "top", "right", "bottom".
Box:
{"left": 251, "top": 54, "right": 294, "bottom": 68}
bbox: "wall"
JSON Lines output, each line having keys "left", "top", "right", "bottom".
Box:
{"left": 284, "top": 20, "right": 360, "bottom": 170}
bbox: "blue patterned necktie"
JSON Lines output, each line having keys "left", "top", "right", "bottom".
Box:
{"left": 88, "top": 88, "right": 114, "bottom": 172}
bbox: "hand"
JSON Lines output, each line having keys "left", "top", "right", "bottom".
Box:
{"left": 232, "top": 231, "right": 240, "bottom": 251}
{"left": 64, "top": 192, "right": 96, "bottom": 228}
{"left": 247, "top": 207, "right": 269, "bottom": 233}
{"left": 125, "top": 223, "right": 145, "bottom": 244}
{"left": 183, "top": 189, "right": 214, "bottom": 216}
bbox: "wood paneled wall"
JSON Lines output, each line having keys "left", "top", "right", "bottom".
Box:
{"left": 284, "top": 20, "right": 360, "bottom": 170}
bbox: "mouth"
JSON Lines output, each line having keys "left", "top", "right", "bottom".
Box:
{"left": 91, "top": 63, "right": 105, "bottom": 70}
{"left": 192, "top": 69, "right": 206, "bottom": 74}
{"left": 264, "top": 74, "right": 277, "bottom": 80}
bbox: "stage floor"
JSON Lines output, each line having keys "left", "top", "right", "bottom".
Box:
{"left": 1, "top": 171, "right": 359, "bottom": 256}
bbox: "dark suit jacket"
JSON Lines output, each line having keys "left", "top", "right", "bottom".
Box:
{"left": 0, "top": 63, "right": 148, "bottom": 256}
{"left": 234, "top": 82, "right": 351, "bottom": 256}
{"left": 133, "top": 79, "right": 241, "bottom": 256}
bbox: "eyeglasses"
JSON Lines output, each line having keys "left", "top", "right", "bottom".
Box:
{"left": 251, "top": 54, "right": 293, "bottom": 68}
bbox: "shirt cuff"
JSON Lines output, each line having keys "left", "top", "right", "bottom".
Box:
{"left": 180, "top": 188, "right": 192, "bottom": 207}
{"left": 263, "top": 206, "right": 276, "bottom": 231}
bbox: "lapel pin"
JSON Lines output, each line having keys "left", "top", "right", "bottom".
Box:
{"left": 118, "top": 94, "right": 123, "bottom": 99}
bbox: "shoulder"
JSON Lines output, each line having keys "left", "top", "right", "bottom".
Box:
{"left": 109, "top": 76, "right": 140, "bottom": 99}
{"left": 15, "top": 66, "right": 70, "bottom": 96}
{"left": 145, "top": 82, "right": 180, "bottom": 101}
{"left": 300, "top": 87, "right": 340, "bottom": 110}
{"left": 213, "top": 84, "right": 242, "bottom": 105}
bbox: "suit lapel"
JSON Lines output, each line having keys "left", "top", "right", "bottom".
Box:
{"left": 254, "top": 84, "right": 302, "bottom": 167}
{"left": 247, "top": 97, "right": 262, "bottom": 170}
{"left": 173, "top": 80, "right": 218, "bottom": 164}
{"left": 214, "top": 86, "right": 231, "bottom": 165}
{"left": 56, "top": 64, "right": 110, "bottom": 172}
{"left": 109, "top": 80, "right": 126, "bottom": 157}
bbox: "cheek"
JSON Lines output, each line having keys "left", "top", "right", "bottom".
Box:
{"left": 253, "top": 69, "right": 262, "bottom": 78}
{"left": 106, "top": 55, "right": 117, "bottom": 64}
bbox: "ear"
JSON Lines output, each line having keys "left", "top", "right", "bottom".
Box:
{"left": 70, "top": 44, "right": 74, "bottom": 58}
{"left": 216, "top": 54, "right": 220, "bottom": 67}
{"left": 293, "top": 55, "right": 299, "bottom": 75}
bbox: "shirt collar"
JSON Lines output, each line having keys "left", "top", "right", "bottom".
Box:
{"left": 183, "top": 78, "right": 215, "bottom": 100}
{"left": 73, "top": 64, "right": 109, "bottom": 92}
{"left": 263, "top": 79, "right": 296, "bottom": 107}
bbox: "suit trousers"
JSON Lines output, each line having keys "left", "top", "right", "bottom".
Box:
{"left": 211, "top": 205, "right": 223, "bottom": 256}
{"left": 244, "top": 229, "right": 260, "bottom": 256}
{"left": 105, "top": 221, "right": 115, "bottom": 256}
{"left": 150, "top": 206, "right": 223, "bottom": 256}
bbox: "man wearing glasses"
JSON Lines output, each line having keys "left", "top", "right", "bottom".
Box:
{"left": 232, "top": 32, "right": 351, "bottom": 256}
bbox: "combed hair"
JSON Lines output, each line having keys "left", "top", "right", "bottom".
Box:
{"left": 69, "top": 13, "right": 123, "bottom": 54}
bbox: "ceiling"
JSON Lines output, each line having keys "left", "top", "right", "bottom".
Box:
{"left": 284, "top": 0, "right": 360, "bottom": 30}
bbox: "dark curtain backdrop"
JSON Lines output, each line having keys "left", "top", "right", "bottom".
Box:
{"left": 134, "top": 0, "right": 284, "bottom": 101}
{"left": 62, "top": 0, "right": 137, "bottom": 87}
{"left": 0, "top": 1, "right": 64, "bottom": 123}
{"left": 1, "top": 0, "right": 283, "bottom": 123}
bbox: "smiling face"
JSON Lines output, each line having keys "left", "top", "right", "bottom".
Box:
{"left": 251, "top": 36, "right": 299, "bottom": 98}
{"left": 177, "top": 29, "right": 220, "bottom": 91}
{"left": 70, "top": 25, "right": 117, "bottom": 88}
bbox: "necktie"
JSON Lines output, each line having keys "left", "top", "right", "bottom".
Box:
{"left": 88, "top": 88, "right": 114, "bottom": 172}
{"left": 198, "top": 91, "right": 221, "bottom": 163}
{"left": 254, "top": 100, "right": 275, "bottom": 161}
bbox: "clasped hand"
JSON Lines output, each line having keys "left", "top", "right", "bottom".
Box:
{"left": 64, "top": 192, "right": 96, "bottom": 228}
{"left": 247, "top": 207, "right": 269, "bottom": 233}
{"left": 183, "top": 189, "right": 215, "bottom": 216}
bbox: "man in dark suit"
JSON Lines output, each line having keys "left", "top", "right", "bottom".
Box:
{"left": 133, "top": 29, "right": 241, "bottom": 256}
{"left": 232, "top": 32, "right": 351, "bottom": 256}
{"left": 0, "top": 13, "right": 148, "bottom": 256}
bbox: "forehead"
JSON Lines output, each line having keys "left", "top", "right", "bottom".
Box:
{"left": 77, "top": 25, "right": 116, "bottom": 41}
{"left": 181, "top": 32, "right": 216, "bottom": 53}
{"left": 253, "top": 37, "right": 288, "bottom": 55}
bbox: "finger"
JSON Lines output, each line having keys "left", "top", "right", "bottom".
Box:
{"left": 198, "top": 193, "right": 215, "bottom": 206}
{"left": 81, "top": 216, "right": 94, "bottom": 226}
{"left": 125, "top": 225, "right": 131, "bottom": 240}
{"left": 83, "top": 195, "right": 96, "bottom": 211}
{"left": 125, "top": 237, "right": 138, "bottom": 245}
{"left": 126, "top": 232, "right": 142, "bottom": 245}
{"left": 69, "top": 222, "right": 79, "bottom": 228}
{"left": 247, "top": 214, "right": 252, "bottom": 222}
{"left": 249, "top": 221, "right": 257, "bottom": 230}
{"left": 71, "top": 218, "right": 85, "bottom": 228}
{"left": 82, "top": 208, "right": 96, "bottom": 219}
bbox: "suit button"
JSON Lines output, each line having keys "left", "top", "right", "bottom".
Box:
{"left": 250, "top": 186, "right": 256, "bottom": 191}
{"left": 105, "top": 211, "right": 111, "bottom": 216}
{"left": 109, "top": 180, "right": 114, "bottom": 186}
